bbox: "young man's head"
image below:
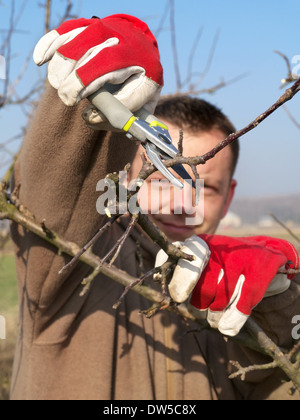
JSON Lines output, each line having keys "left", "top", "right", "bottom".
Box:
{"left": 129, "top": 96, "right": 239, "bottom": 241}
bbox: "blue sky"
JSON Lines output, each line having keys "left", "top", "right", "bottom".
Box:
{"left": 0, "top": 0, "right": 300, "bottom": 199}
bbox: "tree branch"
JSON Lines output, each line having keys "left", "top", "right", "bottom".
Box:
{"left": 1, "top": 179, "right": 300, "bottom": 393}
{"left": 246, "top": 318, "right": 300, "bottom": 392}
{"left": 0, "top": 181, "right": 265, "bottom": 355}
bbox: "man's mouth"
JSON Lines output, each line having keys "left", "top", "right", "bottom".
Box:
{"left": 154, "top": 219, "right": 195, "bottom": 236}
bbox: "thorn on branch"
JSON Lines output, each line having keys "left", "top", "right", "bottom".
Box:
{"left": 113, "top": 266, "right": 160, "bottom": 310}
{"left": 270, "top": 212, "right": 300, "bottom": 245}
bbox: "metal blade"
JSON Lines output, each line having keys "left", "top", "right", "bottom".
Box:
{"left": 172, "top": 165, "right": 196, "bottom": 189}
{"left": 145, "top": 143, "right": 184, "bottom": 189}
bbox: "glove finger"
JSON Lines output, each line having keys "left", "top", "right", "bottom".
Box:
{"left": 80, "top": 71, "right": 161, "bottom": 114}
{"left": 214, "top": 307, "right": 249, "bottom": 337}
{"left": 169, "top": 236, "right": 210, "bottom": 303}
{"left": 206, "top": 310, "right": 223, "bottom": 330}
{"left": 59, "top": 63, "right": 161, "bottom": 108}
{"left": 74, "top": 35, "right": 162, "bottom": 89}
{"left": 155, "top": 249, "right": 169, "bottom": 269}
{"left": 190, "top": 267, "right": 223, "bottom": 310}
{"left": 209, "top": 271, "right": 246, "bottom": 313}
{"left": 110, "top": 73, "right": 162, "bottom": 115}
{"left": 33, "top": 30, "right": 59, "bottom": 65}
{"left": 78, "top": 66, "right": 148, "bottom": 102}
{"left": 209, "top": 274, "right": 249, "bottom": 336}
{"left": 253, "top": 236, "right": 299, "bottom": 280}
{"left": 56, "top": 18, "right": 97, "bottom": 36}
{"left": 57, "top": 20, "right": 117, "bottom": 62}
{"left": 48, "top": 38, "right": 119, "bottom": 103}
{"left": 187, "top": 303, "right": 208, "bottom": 321}
{"left": 33, "top": 26, "right": 89, "bottom": 66}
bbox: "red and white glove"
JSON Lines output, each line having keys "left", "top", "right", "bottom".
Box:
{"left": 33, "top": 14, "right": 163, "bottom": 126}
{"left": 155, "top": 235, "right": 299, "bottom": 337}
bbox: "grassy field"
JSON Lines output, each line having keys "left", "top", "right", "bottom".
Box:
{"left": 0, "top": 253, "right": 18, "bottom": 401}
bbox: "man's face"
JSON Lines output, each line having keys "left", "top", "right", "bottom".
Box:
{"left": 129, "top": 121, "right": 237, "bottom": 241}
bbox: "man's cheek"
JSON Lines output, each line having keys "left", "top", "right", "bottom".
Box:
{"left": 203, "top": 199, "right": 225, "bottom": 229}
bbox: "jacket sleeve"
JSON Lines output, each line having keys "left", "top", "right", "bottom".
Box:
{"left": 252, "top": 273, "right": 300, "bottom": 349}
{"left": 13, "top": 85, "right": 138, "bottom": 244}
{"left": 10, "top": 85, "right": 139, "bottom": 336}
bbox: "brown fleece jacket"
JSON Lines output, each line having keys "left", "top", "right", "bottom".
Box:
{"left": 10, "top": 86, "right": 300, "bottom": 400}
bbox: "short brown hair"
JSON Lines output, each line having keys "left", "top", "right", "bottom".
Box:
{"left": 155, "top": 96, "right": 239, "bottom": 177}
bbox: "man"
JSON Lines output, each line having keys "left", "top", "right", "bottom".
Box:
{"left": 131, "top": 95, "right": 239, "bottom": 239}
{"left": 10, "top": 15, "right": 300, "bottom": 400}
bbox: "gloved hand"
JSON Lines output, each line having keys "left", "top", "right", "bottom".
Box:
{"left": 155, "top": 235, "right": 299, "bottom": 337}
{"left": 33, "top": 14, "right": 163, "bottom": 129}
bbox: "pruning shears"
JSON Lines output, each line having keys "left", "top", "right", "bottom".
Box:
{"left": 89, "top": 87, "right": 195, "bottom": 190}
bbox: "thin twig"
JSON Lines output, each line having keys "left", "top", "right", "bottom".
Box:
{"left": 270, "top": 212, "right": 300, "bottom": 245}
{"left": 59, "top": 214, "right": 120, "bottom": 275}
{"left": 283, "top": 105, "right": 300, "bottom": 130}
{"left": 162, "top": 73, "right": 249, "bottom": 99}
{"left": 113, "top": 266, "right": 160, "bottom": 310}
{"left": 169, "top": 0, "right": 181, "bottom": 92}
{"left": 101, "top": 214, "right": 139, "bottom": 268}
{"left": 45, "top": 0, "right": 51, "bottom": 33}
{"left": 161, "top": 76, "right": 300, "bottom": 170}
{"left": 287, "top": 341, "right": 300, "bottom": 364}
{"left": 247, "top": 318, "right": 300, "bottom": 392}
{"left": 229, "top": 360, "right": 278, "bottom": 381}
{"left": 274, "top": 50, "right": 299, "bottom": 89}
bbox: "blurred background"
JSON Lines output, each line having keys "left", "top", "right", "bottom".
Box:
{"left": 0, "top": 0, "right": 300, "bottom": 399}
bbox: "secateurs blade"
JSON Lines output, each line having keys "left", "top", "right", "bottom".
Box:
{"left": 89, "top": 88, "right": 196, "bottom": 189}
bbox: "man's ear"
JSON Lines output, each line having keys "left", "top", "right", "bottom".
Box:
{"left": 222, "top": 179, "right": 237, "bottom": 219}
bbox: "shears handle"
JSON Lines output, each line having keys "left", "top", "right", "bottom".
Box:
{"left": 88, "top": 87, "right": 161, "bottom": 131}
{"left": 88, "top": 88, "right": 133, "bottom": 131}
